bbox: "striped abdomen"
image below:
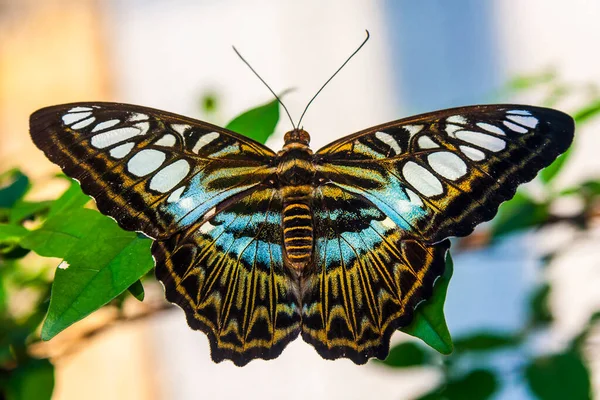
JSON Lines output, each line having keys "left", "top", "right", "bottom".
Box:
{"left": 282, "top": 185, "right": 314, "bottom": 272}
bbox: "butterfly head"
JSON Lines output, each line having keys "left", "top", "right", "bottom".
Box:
{"left": 284, "top": 129, "right": 311, "bottom": 146}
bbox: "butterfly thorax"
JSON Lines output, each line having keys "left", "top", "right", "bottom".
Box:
{"left": 278, "top": 130, "right": 315, "bottom": 273}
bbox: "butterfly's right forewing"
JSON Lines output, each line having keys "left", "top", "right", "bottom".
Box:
{"left": 30, "top": 102, "right": 277, "bottom": 240}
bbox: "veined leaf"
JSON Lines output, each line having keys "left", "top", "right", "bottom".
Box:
{"left": 20, "top": 208, "right": 153, "bottom": 340}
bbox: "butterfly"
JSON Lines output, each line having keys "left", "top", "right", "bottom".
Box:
{"left": 30, "top": 102, "right": 574, "bottom": 366}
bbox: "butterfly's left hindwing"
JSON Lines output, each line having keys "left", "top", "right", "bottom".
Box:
{"left": 315, "top": 105, "right": 574, "bottom": 243}
{"left": 30, "top": 102, "right": 276, "bottom": 239}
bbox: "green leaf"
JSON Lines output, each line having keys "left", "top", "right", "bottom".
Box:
{"left": 376, "top": 341, "right": 431, "bottom": 368}
{"left": 572, "top": 99, "right": 600, "bottom": 125}
{"left": 127, "top": 279, "right": 145, "bottom": 302}
{"left": 8, "top": 201, "right": 52, "bottom": 225}
{"left": 560, "top": 180, "right": 600, "bottom": 198}
{"left": 0, "top": 224, "right": 29, "bottom": 245}
{"left": 505, "top": 70, "right": 555, "bottom": 92}
{"left": 524, "top": 352, "right": 591, "bottom": 400}
{"left": 492, "top": 192, "right": 549, "bottom": 237}
{"left": 200, "top": 92, "right": 218, "bottom": 113}
{"left": 225, "top": 99, "right": 280, "bottom": 144}
{"left": 20, "top": 208, "right": 106, "bottom": 257}
{"left": 540, "top": 147, "right": 572, "bottom": 184}
{"left": 20, "top": 208, "right": 154, "bottom": 340}
{"left": 418, "top": 369, "right": 498, "bottom": 400}
{"left": 453, "top": 332, "right": 519, "bottom": 353}
{"left": 402, "top": 252, "right": 453, "bottom": 354}
{"left": 47, "top": 179, "right": 90, "bottom": 217}
{"left": 529, "top": 284, "right": 553, "bottom": 326}
{"left": 5, "top": 358, "right": 54, "bottom": 400}
{"left": 0, "top": 267, "right": 6, "bottom": 316}
{"left": 0, "top": 169, "right": 30, "bottom": 209}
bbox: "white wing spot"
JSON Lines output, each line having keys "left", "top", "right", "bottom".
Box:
{"left": 193, "top": 132, "right": 220, "bottom": 153}
{"left": 375, "top": 131, "right": 402, "bottom": 154}
{"left": 404, "top": 125, "right": 424, "bottom": 137}
{"left": 127, "top": 149, "right": 166, "bottom": 177}
{"left": 62, "top": 111, "right": 92, "bottom": 125}
{"left": 428, "top": 151, "right": 468, "bottom": 181}
{"left": 446, "top": 124, "right": 462, "bottom": 136}
{"left": 381, "top": 217, "right": 396, "bottom": 230}
{"left": 129, "top": 113, "right": 148, "bottom": 122}
{"left": 58, "top": 261, "right": 70, "bottom": 270}
{"left": 91, "top": 126, "right": 142, "bottom": 149}
{"left": 178, "top": 197, "right": 195, "bottom": 211}
{"left": 405, "top": 188, "right": 423, "bottom": 207}
{"left": 477, "top": 122, "right": 505, "bottom": 136}
{"left": 456, "top": 130, "right": 506, "bottom": 152}
{"left": 109, "top": 142, "right": 135, "bottom": 159}
{"left": 418, "top": 136, "right": 439, "bottom": 149}
{"left": 171, "top": 124, "right": 191, "bottom": 136}
{"left": 507, "top": 115, "right": 538, "bottom": 129}
{"left": 149, "top": 160, "right": 190, "bottom": 193}
{"left": 459, "top": 145, "right": 485, "bottom": 161}
{"left": 507, "top": 109, "right": 531, "bottom": 116}
{"left": 447, "top": 115, "right": 467, "bottom": 125}
{"left": 402, "top": 161, "right": 443, "bottom": 197}
{"left": 92, "top": 119, "right": 120, "bottom": 132}
{"left": 71, "top": 116, "right": 96, "bottom": 129}
{"left": 167, "top": 186, "right": 185, "bottom": 203}
{"left": 205, "top": 207, "right": 216, "bottom": 219}
{"left": 199, "top": 221, "right": 216, "bottom": 235}
{"left": 136, "top": 121, "right": 150, "bottom": 135}
{"left": 155, "top": 134, "right": 177, "bottom": 147}
{"left": 503, "top": 120, "right": 528, "bottom": 133}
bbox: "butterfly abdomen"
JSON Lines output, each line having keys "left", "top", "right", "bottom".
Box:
{"left": 282, "top": 185, "right": 314, "bottom": 272}
{"left": 278, "top": 131, "right": 316, "bottom": 272}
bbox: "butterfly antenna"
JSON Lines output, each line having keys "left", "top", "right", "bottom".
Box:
{"left": 296, "top": 30, "right": 370, "bottom": 129}
{"left": 232, "top": 46, "right": 297, "bottom": 130}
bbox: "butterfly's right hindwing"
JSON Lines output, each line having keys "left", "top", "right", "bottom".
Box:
{"left": 153, "top": 187, "right": 301, "bottom": 366}
{"left": 30, "top": 102, "right": 277, "bottom": 239}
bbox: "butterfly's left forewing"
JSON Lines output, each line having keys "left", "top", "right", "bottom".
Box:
{"left": 315, "top": 105, "right": 574, "bottom": 243}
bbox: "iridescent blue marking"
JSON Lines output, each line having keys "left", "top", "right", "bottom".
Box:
{"left": 162, "top": 171, "right": 257, "bottom": 228}
{"left": 333, "top": 178, "right": 427, "bottom": 231}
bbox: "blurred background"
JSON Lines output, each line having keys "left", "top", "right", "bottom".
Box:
{"left": 1, "top": 0, "right": 600, "bottom": 399}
